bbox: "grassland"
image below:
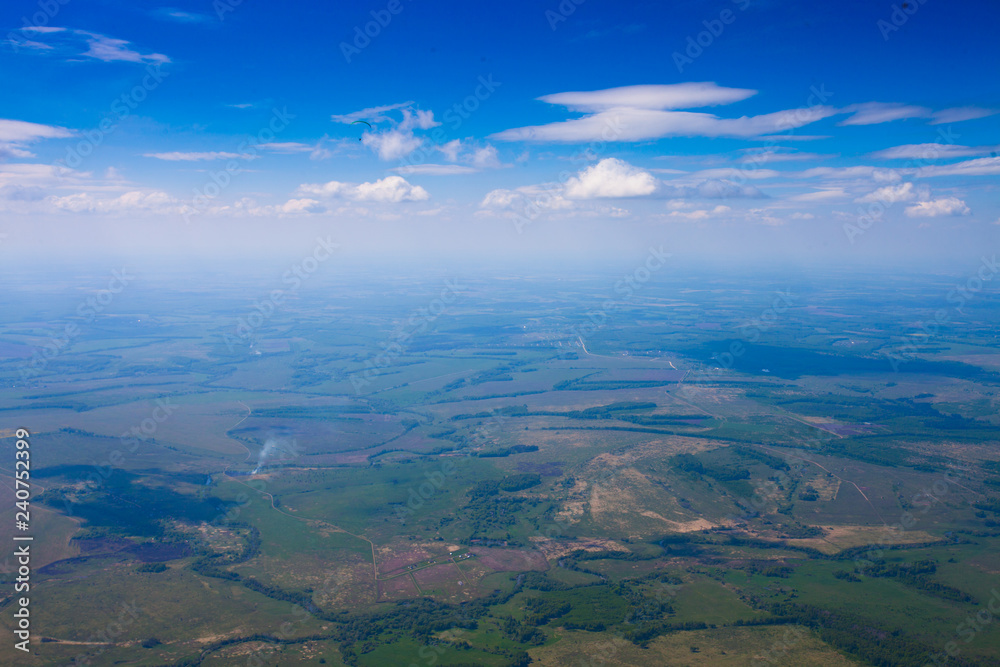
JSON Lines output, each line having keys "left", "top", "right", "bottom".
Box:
{"left": 2, "top": 268, "right": 1000, "bottom": 665}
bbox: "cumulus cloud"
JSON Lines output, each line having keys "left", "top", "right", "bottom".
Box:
{"left": 855, "top": 182, "right": 926, "bottom": 204}
{"left": 297, "top": 175, "right": 429, "bottom": 202}
{"left": 399, "top": 108, "right": 440, "bottom": 131}
{"left": 564, "top": 159, "right": 658, "bottom": 199}
{"left": 362, "top": 129, "right": 423, "bottom": 161}
{"left": 332, "top": 103, "right": 441, "bottom": 161}
{"left": 436, "top": 139, "right": 462, "bottom": 162}
{"left": 479, "top": 186, "right": 572, "bottom": 214}
{"left": 838, "top": 102, "right": 930, "bottom": 126}
{"left": 904, "top": 197, "right": 970, "bottom": 217}
{"left": 469, "top": 145, "right": 503, "bottom": 169}
{"left": 492, "top": 83, "right": 836, "bottom": 143}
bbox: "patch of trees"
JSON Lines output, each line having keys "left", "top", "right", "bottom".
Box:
{"left": 798, "top": 486, "right": 820, "bottom": 501}
{"left": 669, "top": 452, "right": 749, "bottom": 481}
{"left": 758, "top": 600, "right": 983, "bottom": 667}
{"left": 476, "top": 444, "right": 539, "bottom": 458}
{"left": 861, "top": 559, "right": 975, "bottom": 603}
{"left": 137, "top": 562, "right": 167, "bottom": 573}
{"left": 499, "top": 473, "right": 542, "bottom": 492}
{"left": 523, "top": 597, "right": 572, "bottom": 626}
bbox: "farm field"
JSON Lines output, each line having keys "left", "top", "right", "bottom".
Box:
{"left": 2, "top": 266, "right": 1000, "bottom": 666}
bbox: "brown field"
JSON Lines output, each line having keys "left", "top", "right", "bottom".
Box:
{"left": 784, "top": 524, "right": 940, "bottom": 554}
{"left": 529, "top": 625, "right": 861, "bottom": 666}
{"left": 469, "top": 547, "right": 548, "bottom": 572}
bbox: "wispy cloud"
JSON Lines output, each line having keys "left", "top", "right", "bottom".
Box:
{"left": 394, "top": 164, "right": 478, "bottom": 175}
{"left": 492, "top": 84, "right": 835, "bottom": 142}
{"left": 331, "top": 102, "right": 414, "bottom": 125}
{"left": 143, "top": 151, "right": 254, "bottom": 161}
{"left": 8, "top": 28, "right": 171, "bottom": 64}
{"left": 150, "top": 8, "right": 215, "bottom": 24}
{"left": 0, "top": 119, "right": 73, "bottom": 160}
{"left": 838, "top": 102, "right": 930, "bottom": 126}
{"left": 929, "top": 107, "right": 998, "bottom": 125}
{"left": 78, "top": 31, "right": 170, "bottom": 64}
{"left": 915, "top": 157, "right": 1000, "bottom": 177}
{"left": 871, "top": 143, "right": 1000, "bottom": 160}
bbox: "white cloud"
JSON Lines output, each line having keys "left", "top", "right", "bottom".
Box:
{"left": 492, "top": 83, "right": 835, "bottom": 143}
{"left": 737, "top": 147, "right": 831, "bottom": 163}
{"left": 436, "top": 139, "right": 462, "bottom": 162}
{"left": 151, "top": 8, "right": 214, "bottom": 24}
{"left": 789, "top": 212, "right": 815, "bottom": 220}
{"left": 0, "top": 119, "right": 73, "bottom": 160}
{"left": 394, "top": 164, "right": 478, "bottom": 175}
{"left": 538, "top": 83, "right": 756, "bottom": 112}
{"left": 838, "top": 102, "right": 930, "bottom": 126}
{"left": 661, "top": 179, "right": 766, "bottom": 199}
{"left": 871, "top": 143, "right": 1000, "bottom": 160}
{"left": 78, "top": 31, "right": 170, "bottom": 64}
{"left": 143, "top": 151, "right": 252, "bottom": 161}
{"left": 6, "top": 29, "right": 170, "bottom": 64}
{"left": 399, "top": 108, "right": 440, "bottom": 131}
{"left": 929, "top": 107, "right": 998, "bottom": 125}
{"left": 564, "top": 158, "right": 658, "bottom": 199}
{"left": 797, "top": 166, "right": 901, "bottom": 183}
{"left": 478, "top": 186, "right": 572, "bottom": 214}
{"left": 275, "top": 198, "right": 324, "bottom": 214}
{"left": 789, "top": 188, "right": 849, "bottom": 202}
{"left": 915, "top": 157, "right": 1000, "bottom": 177}
{"left": 855, "top": 182, "right": 925, "bottom": 204}
{"left": 331, "top": 102, "right": 414, "bottom": 125}
{"left": 493, "top": 104, "right": 837, "bottom": 143}
{"left": 362, "top": 129, "right": 423, "bottom": 161}
{"left": 689, "top": 168, "right": 780, "bottom": 180}
{"left": 257, "top": 142, "right": 313, "bottom": 153}
{"left": 297, "top": 175, "right": 429, "bottom": 202}
{"left": 665, "top": 205, "right": 731, "bottom": 221}
{"left": 904, "top": 197, "right": 970, "bottom": 218}
{"left": 469, "top": 145, "right": 503, "bottom": 169}
{"left": 0, "top": 163, "right": 85, "bottom": 190}
{"left": 49, "top": 190, "right": 179, "bottom": 214}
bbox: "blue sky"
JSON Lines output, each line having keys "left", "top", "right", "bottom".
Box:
{"left": 1, "top": 0, "right": 998, "bottom": 265}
